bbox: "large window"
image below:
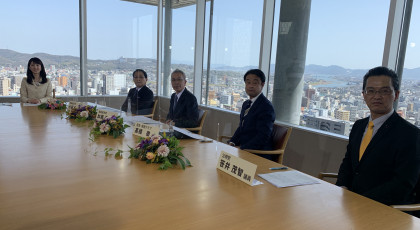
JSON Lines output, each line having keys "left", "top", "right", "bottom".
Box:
{"left": 202, "top": 0, "right": 263, "bottom": 111}
{"left": 301, "top": 0, "right": 389, "bottom": 136}
{"left": 401, "top": 1, "right": 420, "bottom": 127}
{"left": 161, "top": 1, "right": 196, "bottom": 97}
{"left": 0, "top": 0, "right": 79, "bottom": 97}
{"left": 87, "top": 0, "right": 157, "bottom": 96}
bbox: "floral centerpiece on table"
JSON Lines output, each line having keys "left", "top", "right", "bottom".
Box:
{"left": 38, "top": 98, "right": 66, "bottom": 110}
{"left": 66, "top": 105, "right": 97, "bottom": 122}
{"left": 90, "top": 115, "right": 130, "bottom": 139}
{"left": 129, "top": 134, "right": 191, "bottom": 170}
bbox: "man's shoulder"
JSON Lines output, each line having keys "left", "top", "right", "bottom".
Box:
{"left": 390, "top": 113, "right": 420, "bottom": 133}
{"left": 183, "top": 88, "right": 197, "bottom": 99}
{"left": 255, "top": 94, "right": 274, "bottom": 109}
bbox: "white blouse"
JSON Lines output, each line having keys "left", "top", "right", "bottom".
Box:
{"left": 20, "top": 77, "right": 52, "bottom": 103}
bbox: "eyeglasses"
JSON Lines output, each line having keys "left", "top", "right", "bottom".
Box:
{"left": 171, "top": 78, "right": 185, "bottom": 82}
{"left": 363, "top": 88, "right": 394, "bottom": 96}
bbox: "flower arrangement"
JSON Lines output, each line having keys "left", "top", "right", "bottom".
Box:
{"left": 66, "top": 105, "right": 97, "bottom": 122}
{"left": 90, "top": 115, "right": 130, "bottom": 139}
{"left": 38, "top": 99, "right": 66, "bottom": 110}
{"left": 129, "top": 134, "right": 191, "bottom": 170}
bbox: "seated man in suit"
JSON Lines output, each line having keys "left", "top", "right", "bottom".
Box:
{"left": 121, "top": 69, "right": 154, "bottom": 115}
{"left": 336, "top": 66, "right": 420, "bottom": 206}
{"left": 229, "top": 69, "right": 276, "bottom": 160}
{"left": 166, "top": 69, "right": 199, "bottom": 128}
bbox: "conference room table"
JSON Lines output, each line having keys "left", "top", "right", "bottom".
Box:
{"left": 1, "top": 103, "right": 419, "bottom": 229}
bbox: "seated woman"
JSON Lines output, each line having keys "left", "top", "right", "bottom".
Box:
{"left": 20, "top": 57, "right": 52, "bottom": 104}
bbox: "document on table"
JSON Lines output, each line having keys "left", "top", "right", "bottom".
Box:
{"left": 258, "top": 170, "right": 320, "bottom": 188}
{"left": 23, "top": 103, "right": 40, "bottom": 106}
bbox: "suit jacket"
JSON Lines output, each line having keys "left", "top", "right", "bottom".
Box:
{"left": 167, "top": 88, "right": 199, "bottom": 128}
{"left": 336, "top": 112, "right": 420, "bottom": 205}
{"left": 230, "top": 93, "right": 275, "bottom": 150}
{"left": 121, "top": 86, "right": 154, "bottom": 115}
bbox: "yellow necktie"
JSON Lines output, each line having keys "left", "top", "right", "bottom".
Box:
{"left": 359, "top": 121, "right": 374, "bottom": 160}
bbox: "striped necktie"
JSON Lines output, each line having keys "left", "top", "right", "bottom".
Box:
{"left": 359, "top": 121, "right": 374, "bottom": 160}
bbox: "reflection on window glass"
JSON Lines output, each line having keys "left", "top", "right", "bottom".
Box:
{"left": 203, "top": 0, "right": 263, "bottom": 111}
{"left": 87, "top": 0, "right": 157, "bottom": 96}
{"left": 0, "top": 1, "right": 79, "bottom": 97}
{"left": 400, "top": 1, "right": 420, "bottom": 127}
{"left": 301, "top": 1, "right": 389, "bottom": 136}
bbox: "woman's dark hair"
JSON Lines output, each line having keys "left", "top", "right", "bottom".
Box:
{"left": 26, "top": 57, "right": 47, "bottom": 84}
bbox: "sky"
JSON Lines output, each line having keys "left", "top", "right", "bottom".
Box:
{"left": 0, "top": 0, "right": 418, "bottom": 69}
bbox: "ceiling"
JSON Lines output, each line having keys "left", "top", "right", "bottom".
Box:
{"left": 121, "top": 0, "right": 201, "bottom": 9}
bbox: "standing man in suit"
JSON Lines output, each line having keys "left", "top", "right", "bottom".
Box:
{"left": 166, "top": 69, "right": 199, "bottom": 128}
{"left": 336, "top": 66, "right": 420, "bottom": 205}
{"left": 229, "top": 69, "right": 276, "bottom": 160}
{"left": 121, "top": 69, "right": 154, "bottom": 115}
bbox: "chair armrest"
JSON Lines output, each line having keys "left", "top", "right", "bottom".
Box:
{"left": 390, "top": 204, "right": 420, "bottom": 211}
{"left": 318, "top": 172, "right": 338, "bottom": 180}
{"left": 244, "top": 149, "right": 284, "bottom": 155}
{"left": 218, "top": 135, "right": 232, "bottom": 142}
{"left": 185, "top": 127, "right": 201, "bottom": 132}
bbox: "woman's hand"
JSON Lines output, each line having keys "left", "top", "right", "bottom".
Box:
{"left": 28, "top": 98, "right": 41, "bottom": 104}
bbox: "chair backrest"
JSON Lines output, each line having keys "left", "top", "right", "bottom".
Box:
{"left": 141, "top": 99, "right": 159, "bottom": 119}
{"left": 196, "top": 109, "right": 208, "bottom": 135}
{"left": 151, "top": 99, "right": 158, "bottom": 116}
{"left": 271, "top": 124, "right": 292, "bottom": 150}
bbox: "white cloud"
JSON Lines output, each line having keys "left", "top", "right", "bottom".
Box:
{"left": 409, "top": 42, "right": 416, "bottom": 48}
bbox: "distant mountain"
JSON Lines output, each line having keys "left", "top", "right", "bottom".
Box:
{"left": 1, "top": 49, "right": 419, "bottom": 79}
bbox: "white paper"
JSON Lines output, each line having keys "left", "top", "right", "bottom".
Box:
{"left": 258, "top": 170, "right": 320, "bottom": 188}
{"left": 23, "top": 103, "right": 40, "bottom": 106}
{"left": 173, "top": 126, "right": 207, "bottom": 140}
{"left": 252, "top": 179, "right": 264, "bottom": 186}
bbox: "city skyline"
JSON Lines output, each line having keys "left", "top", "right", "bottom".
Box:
{"left": 0, "top": 1, "right": 418, "bottom": 69}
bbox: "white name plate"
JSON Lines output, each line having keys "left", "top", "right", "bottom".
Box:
{"left": 96, "top": 109, "right": 119, "bottom": 120}
{"left": 133, "top": 122, "right": 160, "bottom": 138}
{"left": 68, "top": 101, "right": 87, "bottom": 110}
{"left": 217, "top": 151, "right": 257, "bottom": 186}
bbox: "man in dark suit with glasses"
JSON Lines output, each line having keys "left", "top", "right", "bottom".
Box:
{"left": 336, "top": 66, "right": 420, "bottom": 206}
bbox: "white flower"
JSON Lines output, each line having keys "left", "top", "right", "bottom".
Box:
{"left": 80, "top": 111, "right": 89, "bottom": 118}
{"left": 99, "top": 123, "right": 111, "bottom": 133}
{"left": 150, "top": 134, "right": 161, "bottom": 142}
{"left": 110, "top": 119, "right": 117, "bottom": 124}
{"left": 157, "top": 145, "right": 170, "bottom": 157}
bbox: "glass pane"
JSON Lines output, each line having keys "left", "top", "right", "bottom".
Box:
{"left": 301, "top": 0, "right": 389, "bottom": 136}
{"left": 204, "top": 0, "right": 263, "bottom": 111}
{"left": 267, "top": 0, "right": 281, "bottom": 101}
{"left": 401, "top": 1, "right": 420, "bottom": 127}
{"left": 87, "top": 0, "right": 157, "bottom": 96}
{"left": 0, "top": 0, "right": 79, "bottom": 97}
{"left": 161, "top": 1, "right": 196, "bottom": 97}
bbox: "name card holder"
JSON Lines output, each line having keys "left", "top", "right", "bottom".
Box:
{"left": 68, "top": 101, "right": 87, "bottom": 111}
{"left": 96, "top": 109, "right": 119, "bottom": 120}
{"left": 217, "top": 151, "right": 257, "bottom": 186}
{"left": 133, "top": 122, "right": 160, "bottom": 138}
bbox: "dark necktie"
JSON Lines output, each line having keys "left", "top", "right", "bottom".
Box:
{"left": 241, "top": 100, "right": 252, "bottom": 121}
{"left": 242, "top": 100, "right": 252, "bottom": 113}
{"left": 173, "top": 96, "right": 178, "bottom": 112}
